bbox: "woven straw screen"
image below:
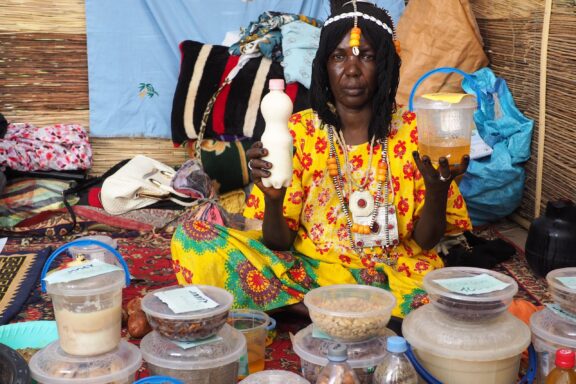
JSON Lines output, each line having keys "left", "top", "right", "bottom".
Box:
{"left": 1, "top": 0, "right": 575, "bottom": 223}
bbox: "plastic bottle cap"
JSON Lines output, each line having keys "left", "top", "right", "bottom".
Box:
{"left": 327, "top": 343, "right": 348, "bottom": 362}
{"left": 269, "top": 79, "right": 285, "bottom": 91}
{"left": 555, "top": 349, "right": 576, "bottom": 369}
{"left": 387, "top": 336, "right": 408, "bottom": 353}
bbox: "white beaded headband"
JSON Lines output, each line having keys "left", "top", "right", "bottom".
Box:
{"left": 324, "top": 11, "right": 394, "bottom": 37}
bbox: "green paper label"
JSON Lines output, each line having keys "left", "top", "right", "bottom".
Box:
{"left": 171, "top": 335, "right": 223, "bottom": 350}
{"left": 557, "top": 276, "right": 576, "bottom": 290}
{"left": 239, "top": 352, "right": 249, "bottom": 377}
{"left": 434, "top": 273, "right": 510, "bottom": 295}
{"left": 311, "top": 325, "right": 333, "bottom": 340}
{"left": 44, "top": 259, "right": 123, "bottom": 284}
{"left": 154, "top": 286, "right": 219, "bottom": 314}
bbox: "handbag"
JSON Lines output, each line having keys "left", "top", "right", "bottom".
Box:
{"left": 101, "top": 155, "right": 196, "bottom": 215}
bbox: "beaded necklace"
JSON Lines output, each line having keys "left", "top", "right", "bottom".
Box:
{"left": 326, "top": 124, "right": 399, "bottom": 263}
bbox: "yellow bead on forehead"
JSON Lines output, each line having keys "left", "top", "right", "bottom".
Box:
{"left": 349, "top": 0, "right": 361, "bottom": 56}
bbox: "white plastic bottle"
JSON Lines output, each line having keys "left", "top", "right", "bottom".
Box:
{"left": 373, "top": 336, "right": 418, "bottom": 384}
{"left": 259, "top": 78, "right": 294, "bottom": 189}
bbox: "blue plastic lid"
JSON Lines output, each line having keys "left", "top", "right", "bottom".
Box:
{"left": 134, "top": 376, "right": 184, "bottom": 384}
{"left": 327, "top": 344, "right": 348, "bottom": 362}
{"left": 387, "top": 336, "right": 408, "bottom": 353}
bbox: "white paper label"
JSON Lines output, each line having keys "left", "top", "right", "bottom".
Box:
{"left": 546, "top": 303, "right": 576, "bottom": 323}
{"left": 171, "top": 335, "right": 223, "bottom": 350}
{"left": 154, "top": 286, "right": 219, "bottom": 314}
{"left": 557, "top": 276, "right": 576, "bottom": 290}
{"left": 434, "top": 273, "right": 510, "bottom": 295}
{"left": 43, "top": 259, "right": 123, "bottom": 284}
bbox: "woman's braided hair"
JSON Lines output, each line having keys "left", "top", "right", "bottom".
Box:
{"left": 310, "top": 1, "right": 401, "bottom": 140}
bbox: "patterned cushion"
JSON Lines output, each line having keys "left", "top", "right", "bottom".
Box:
{"left": 171, "top": 40, "right": 310, "bottom": 144}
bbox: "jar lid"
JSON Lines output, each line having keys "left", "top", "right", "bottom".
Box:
{"left": 547, "top": 267, "right": 576, "bottom": 297}
{"left": 140, "top": 325, "right": 246, "bottom": 370}
{"left": 291, "top": 324, "right": 392, "bottom": 368}
{"left": 68, "top": 235, "right": 118, "bottom": 254}
{"left": 402, "top": 304, "right": 531, "bottom": 361}
{"left": 423, "top": 267, "right": 517, "bottom": 319}
{"left": 530, "top": 308, "right": 576, "bottom": 348}
{"left": 141, "top": 285, "right": 233, "bottom": 321}
{"left": 45, "top": 269, "right": 126, "bottom": 297}
{"left": 413, "top": 93, "right": 477, "bottom": 110}
{"left": 239, "top": 370, "right": 311, "bottom": 384}
{"left": 29, "top": 340, "right": 141, "bottom": 384}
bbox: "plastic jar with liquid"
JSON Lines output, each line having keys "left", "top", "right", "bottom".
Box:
{"left": 259, "top": 78, "right": 293, "bottom": 189}
{"left": 402, "top": 267, "right": 531, "bottom": 384}
{"left": 41, "top": 240, "right": 131, "bottom": 356}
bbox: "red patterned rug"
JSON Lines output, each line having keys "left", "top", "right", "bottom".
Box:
{"left": 2, "top": 220, "right": 548, "bottom": 379}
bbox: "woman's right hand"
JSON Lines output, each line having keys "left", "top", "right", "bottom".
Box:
{"left": 246, "top": 141, "right": 286, "bottom": 202}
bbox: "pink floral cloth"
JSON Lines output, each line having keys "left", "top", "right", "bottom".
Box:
{"left": 0, "top": 123, "right": 92, "bottom": 171}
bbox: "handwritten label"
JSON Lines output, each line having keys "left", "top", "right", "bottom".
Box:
{"left": 557, "top": 277, "right": 576, "bottom": 290}
{"left": 171, "top": 335, "right": 223, "bottom": 350}
{"left": 239, "top": 353, "right": 249, "bottom": 377}
{"left": 311, "top": 325, "right": 333, "bottom": 340}
{"left": 154, "top": 286, "right": 219, "bottom": 314}
{"left": 44, "top": 259, "right": 123, "bottom": 285}
{"left": 434, "top": 273, "right": 510, "bottom": 295}
{"left": 546, "top": 303, "right": 576, "bottom": 323}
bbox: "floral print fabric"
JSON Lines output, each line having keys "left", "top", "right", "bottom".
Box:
{"left": 171, "top": 108, "right": 471, "bottom": 317}
{"left": 0, "top": 123, "right": 92, "bottom": 171}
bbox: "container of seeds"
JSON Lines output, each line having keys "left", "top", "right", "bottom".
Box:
{"left": 546, "top": 267, "right": 576, "bottom": 315}
{"left": 140, "top": 324, "right": 246, "bottom": 384}
{"left": 141, "top": 285, "right": 233, "bottom": 341}
{"left": 303, "top": 284, "right": 396, "bottom": 342}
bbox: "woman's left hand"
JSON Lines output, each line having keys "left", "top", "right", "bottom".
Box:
{"left": 412, "top": 151, "right": 470, "bottom": 193}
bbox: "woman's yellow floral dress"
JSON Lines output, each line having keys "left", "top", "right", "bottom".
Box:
{"left": 171, "top": 108, "right": 471, "bottom": 317}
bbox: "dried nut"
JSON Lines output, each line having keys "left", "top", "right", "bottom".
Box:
{"left": 148, "top": 311, "right": 229, "bottom": 341}
{"left": 128, "top": 310, "right": 152, "bottom": 338}
{"left": 126, "top": 297, "right": 142, "bottom": 316}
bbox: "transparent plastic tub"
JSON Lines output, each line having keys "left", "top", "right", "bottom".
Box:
{"left": 530, "top": 307, "right": 576, "bottom": 382}
{"left": 291, "top": 324, "right": 394, "bottom": 384}
{"left": 423, "top": 266, "right": 517, "bottom": 321}
{"left": 140, "top": 325, "right": 246, "bottom": 384}
{"left": 29, "top": 340, "right": 141, "bottom": 384}
{"left": 303, "top": 284, "right": 396, "bottom": 342}
{"left": 141, "top": 285, "right": 233, "bottom": 341}
{"left": 68, "top": 235, "right": 119, "bottom": 265}
{"left": 546, "top": 267, "right": 576, "bottom": 315}
{"left": 238, "top": 370, "right": 311, "bottom": 384}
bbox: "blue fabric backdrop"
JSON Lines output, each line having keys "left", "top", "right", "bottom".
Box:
{"left": 85, "top": 0, "right": 405, "bottom": 138}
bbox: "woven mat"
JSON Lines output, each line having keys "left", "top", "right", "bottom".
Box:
{"left": 4, "top": 223, "right": 547, "bottom": 378}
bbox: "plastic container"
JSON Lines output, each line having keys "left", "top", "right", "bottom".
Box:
{"left": 29, "top": 340, "right": 142, "bottom": 384}
{"left": 238, "top": 370, "right": 311, "bottom": 384}
{"left": 525, "top": 200, "right": 576, "bottom": 277}
{"left": 530, "top": 308, "right": 576, "bottom": 382}
{"left": 140, "top": 325, "right": 246, "bottom": 384}
{"left": 134, "top": 377, "right": 184, "bottom": 384}
{"left": 403, "top": 304, "right": 530, "bottom": 384}
{"left": 68, "top": 235, "right": 119, "bottom": 265}
{"left": 259, "top": 78, "right": 294, "bottom": 189}
{"left": 303, "top": 284, "right": 396, "bottom": 342}
{"left": 292, "top": 324, "right": 394, "bottom": 384}
{"left": 141, "top": 285, "right": 233, "bottom": 341}
{"left": 422, "top": 266, "right": 518, "bottom": 321}
{"left": 547, "top": 267, "right": 576, "bottom": 315}
{"left": 373, "top": 336, "right": 418, "bottom": 384}
{"left": 0, "top": 343, "right": 31, "bottom": 384}
{"left": 42, "top": 240, "right": 130, "bottom": 356}
{"left": 228, "top": 309, "right": 270, "bottom": 377}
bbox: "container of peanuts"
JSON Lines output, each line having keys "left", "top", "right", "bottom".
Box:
{"left": 238, "top": 369, "right": 311, "bottom": 384}
{"left": 29, "top": 340, "right": 142, "bottom": 384}
{"left": 303, "top": 284, "right": 396, "bottom": 343}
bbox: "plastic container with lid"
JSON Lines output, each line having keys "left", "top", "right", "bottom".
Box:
{"left": 423, "top": 266, "right": 518, "bottom": 321}
{"left": 292, "top": 324, "right": 395, "bottom": 384}
{"left": 68, "top": 235, "right": 119, "bottom": 265}
{"left": 303, "top": 284, "right": 396, "bottom": 342}
{"left": 29, "top": 340, "right": 142, "bottom": 384}
{"left": 547, "top": 267, "right": 576, "bottom": 315}
{"left": 141, "top": 285, "right": 233, "bottom": 341}
{"left": 403, "top": 267, "right": 531, "bottom": 384}
{"left": 530, "top": 307, "right": 576, "bottom": 382}
{"left": 238, "top": 370, "right": 311, "bottom": 384}
{"left": 140, "top": 324, "right": 246, "bottom": 384}
{"left": 41, "top": 240, "right": 131, "bottom": 356}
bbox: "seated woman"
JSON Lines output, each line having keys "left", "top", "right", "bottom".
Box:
{"left": 171, "top": 1, "right": 471, "bottom": 319}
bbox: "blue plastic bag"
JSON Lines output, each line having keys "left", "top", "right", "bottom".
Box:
{"left": 459, "top": 68, "right": 534, "bottom": 226}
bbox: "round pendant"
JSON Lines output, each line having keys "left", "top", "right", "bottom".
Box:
{"left": 349, "top": 190, "right": 374, "bottom": 218}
